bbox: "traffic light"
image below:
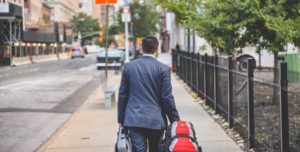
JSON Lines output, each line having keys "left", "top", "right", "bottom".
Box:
{"left": 136, "top": 38, "right": 142, "bottom": 45}
{"left": 99, "top": 31, "right": 104, "bottom": 42}
{"left": 99, "top": 24, "right": 104, "bottom": 42}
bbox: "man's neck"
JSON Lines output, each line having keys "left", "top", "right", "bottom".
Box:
{"left": 143, "top": 53, "right": 156, "bottom": 58}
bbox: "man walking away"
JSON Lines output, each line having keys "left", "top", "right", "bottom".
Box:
{"left": 118, "top": 36, "right": 180, "bottom": 152}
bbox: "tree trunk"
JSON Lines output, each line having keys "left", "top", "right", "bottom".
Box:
{"left": 273, "top": 52, "right": 279, "bottom": 103}
{"left": 211, "top": 43, "right": 217, "bottom": 55}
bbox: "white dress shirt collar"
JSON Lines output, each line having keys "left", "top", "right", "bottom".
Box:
{"left": 143, "top": 54, "right": 156, "bottom": 58}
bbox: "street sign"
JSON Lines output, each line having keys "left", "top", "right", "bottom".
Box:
{"left": 122, "top": 13, "right": 131, "bottom": 22}
{"left": 122, "top": 6, "right": 130, "bottom": 13}
{"left": 59, "top": 34, "right": 64, "bottom": 42}
{"left": 96, "top": 0, "right": 117, "bottom": 4}
{"left": 122, "top": 6, "right": 131, "bottom": 23}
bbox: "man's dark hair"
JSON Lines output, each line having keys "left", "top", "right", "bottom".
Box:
{"left": 142, "top": 36, "right": 159, "bottom": 54}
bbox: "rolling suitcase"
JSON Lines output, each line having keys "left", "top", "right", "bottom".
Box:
{"left": 115, "top": 127, "right": 132, "bottom": 152}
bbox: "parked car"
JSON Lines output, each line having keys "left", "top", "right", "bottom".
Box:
{"left": 117, "top": 47, "right": 134, "bottom": 56}
{"left": 96, "top": 49, "right": 125, "bottom": 70}
{"left": 70, "top": 47, "right": 85, "bottom": 59}
{"left": 84, "top": 45, "right": 102, "bottom": 54}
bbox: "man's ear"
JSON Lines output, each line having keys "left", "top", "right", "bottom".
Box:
{"left": 141, "top": 47, "right": 144, "bottom": 53}
{"left": 155, "top": 49, "right": 159, "bottom": 57}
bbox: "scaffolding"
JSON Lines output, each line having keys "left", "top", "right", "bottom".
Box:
{"left": 0, "top": 18, "right": 22, "bottom": 65}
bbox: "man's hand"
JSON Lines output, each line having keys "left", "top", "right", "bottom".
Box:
{"left": 119, "top": 123, "right": 123, "bottom": 128}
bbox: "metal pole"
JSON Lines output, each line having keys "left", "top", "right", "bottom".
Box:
{"left": 204, "top": 53, "right": 208, "bottom": 105}
{"left": 228, "top": 56, "right": 233, "bottom": 128}
{"left": 280, "top": 61, "right": 289, "bottom": 152}
{"left": 125, "top": 21, "right": 129, "bottom": 62}
{"left": 105, "top": 4, "right": 110, "bottom": 79}
{"left": 22, "top": 1, "right": 25, "bottom": 31}
{"left": 197, "top": 53, "right": 200, "bottom": 96}
{"left": 187, "top": 29, "right": 190, "bottom": 52}
{"left": 193, "top": 31, "right": 195, "bottom": 53}
{"left": 214, "top": 55, "right": 218, "bottom": 113}
{"left": 247, "top": 58, "right": 255, "bottom": 148}
{"left": 9, "top": 20, "right": 12, "bottom": 66}
{"left": 124, "top": 0, "right": 130, "bottom": 63}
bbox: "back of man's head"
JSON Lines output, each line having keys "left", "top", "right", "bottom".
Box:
{"left": 142, "top": 36, "right": 159, "bottom": 54}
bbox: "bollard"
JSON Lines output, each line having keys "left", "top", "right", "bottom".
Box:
{"left": 104, "top": 91, "right": 115, "bottom": 108}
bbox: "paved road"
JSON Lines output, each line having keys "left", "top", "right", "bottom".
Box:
{"left": 0, "top": 54, "right": 106, "bottom": 152}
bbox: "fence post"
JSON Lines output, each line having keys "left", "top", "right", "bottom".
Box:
{"left": 182, "top": 51, "right": 185, "bottom": 80}
{"left": 197, "top": 53, "right": 200, "bottom": 96}
{"left": 188, "top": 52, "right": 191, "bottom": 86}
{"left": 247, "top": 58, "right": 255, "bottom": 148}
{"left": 172, "top": 49, "right": 175, "bottom": 72}
{"left": 175, "top": 50, "right": 178, "bottom": 73}
{"left": 180, "top": 51, "right": 182, "bottom": 77}
{"left": 190, "top": 52, "right": 193, "bottom": 87}
{"left": 228, "top": 56, "right": 233, "bottom": 128}
{"left": 204, "top": 53, "right": 208, "bottom": 105}
{"left": 191, "top": 53, "right": 194, "bottom": 88}
{"left": 214, "top": 55, "right": 218, "bottom": 113}
{"left": 185, "top": 51, "right": 188, "bottom": 82}
{"left": 174, "top": 49, "right": 177, "bottom": 73}
{"left": 280, "top": 61, "right": 289, "bottom": 152}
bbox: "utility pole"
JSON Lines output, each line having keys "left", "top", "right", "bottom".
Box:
{"left": 123, "top": 0, "right": 131, "bottom": 62}
{"left": 105, "top": 5, "right": 110, "bottom": 79}
{"left": 122, "top": 6, "right": 131, "bottom": 62}
{"left": 124, "top": 10, "right": 130, "bottom": 63}
{"left": 9, "top": 20, "right": 12, "bottom": 66}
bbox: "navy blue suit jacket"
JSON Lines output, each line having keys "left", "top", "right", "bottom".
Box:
{"left": 118, "top": 56, "right": 180, "bottom": 130}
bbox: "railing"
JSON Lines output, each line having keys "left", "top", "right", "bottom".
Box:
{"left": 172, "top": 49, "right": 290, "bottom": 152}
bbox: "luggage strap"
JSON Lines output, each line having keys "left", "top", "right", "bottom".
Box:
{"left": 170, "top": 134, "right": 198, "bottom": 144}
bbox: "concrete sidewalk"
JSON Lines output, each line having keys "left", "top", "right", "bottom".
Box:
{"left": 37, "top": 55, "right": 241, "bottom": 152}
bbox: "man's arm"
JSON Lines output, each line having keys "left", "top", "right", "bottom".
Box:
{"left": 118, "top": 65, "right": 129, "bottom": 124}
{"left": 161, "top": 66, "right": 180, "bottom": 122}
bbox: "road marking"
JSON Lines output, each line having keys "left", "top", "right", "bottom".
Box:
{"left": 0, "top": 81, "right": 30, "bottom": 90}
{"left": 5, "top": 74, "right": 9, "bottom": 77}
{"left": 0, "top": 80, "right": 43, "bottom": 90}
{"left": 79, "top": 64, "right": 97, "bottom": 71}
{"left": 30, "top": 68, "right": 39, "bottom": 72}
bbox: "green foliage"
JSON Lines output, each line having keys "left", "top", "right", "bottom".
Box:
{"left": 95, "top": 35, "right": 116, "bottom": 48}
{"left": 154, "top": 0, "right": 300, "bottom": 55}
{"left": 109, "top": 25, "right": 121, "bottom": 35}
{"left": 153, "top": 0, "right": 198, "bottom": 27}
{"left": 72, "top": 13, "right": 99, "bottom": 35}
{"left": 296, "top": 131, "right": 300, "bottom": 143}
{"left": 116, "top": 2, "right": 159, "bottom": 38}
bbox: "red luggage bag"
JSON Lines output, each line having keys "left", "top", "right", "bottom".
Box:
{"left": 161, "top": 121, "right": 202, "bottom": 152}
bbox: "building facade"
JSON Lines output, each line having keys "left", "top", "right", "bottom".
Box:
{"left": 78, "top": 0, "right": 93, "bottom": 16}
{"left": 92, "top": 0, "right": 115, "bottom": 26}
{"left": 24, "top": 0, "right": 43, "bottom": 29}
{"left": 43, "top": 0, "right": 78, "bottom": 23}
{"left": 0, "top": 0, "right": 75, "bottom": 66}
{"left": 99, "top": 5, "right": 114, "bottom": 26}
{"left": 0, "top": 0, "right": 23, "bottom": 65}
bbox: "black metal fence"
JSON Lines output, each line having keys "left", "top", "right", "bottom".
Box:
{"left": 172, "top": 49, "right": 290, "bottom": 152}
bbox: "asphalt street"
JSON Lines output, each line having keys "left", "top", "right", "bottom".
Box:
{"left": 0, "top": 54, "right": 106, "bottom": 152}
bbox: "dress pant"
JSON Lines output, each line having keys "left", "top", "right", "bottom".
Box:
{"left": 127, "top": 127, "right": 163, "bottom": 152}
